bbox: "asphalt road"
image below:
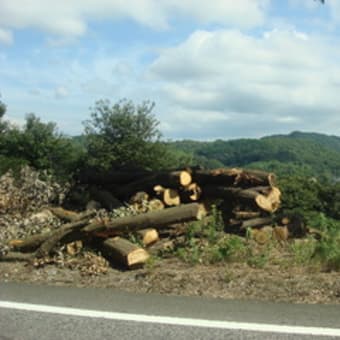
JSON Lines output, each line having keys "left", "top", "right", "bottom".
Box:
{"left": 0, "top": 282, "right": 340, "bottom": 339}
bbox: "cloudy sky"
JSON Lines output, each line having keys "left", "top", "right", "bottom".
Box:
{"left": 0, "top": 0, "right": 339, "bottom": 139}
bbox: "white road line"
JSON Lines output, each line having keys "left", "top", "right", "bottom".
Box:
{"left": 0, "top": 300, "right": 339, "bottom": 337}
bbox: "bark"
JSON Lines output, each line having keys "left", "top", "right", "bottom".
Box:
{"left": 35, "top": 218, "right": 91, "bottom": 257}
{"left": 9, "top": 217, "right": 94, "bottom": 253}
{"left": 0, "top": 251, "right": 35, "bottom": 262}
{"left": 191, "top": 168, "right": 276, "bottom": 188}
{"left": 84, "top": 203, "right": 206, "bottom": 234}
{"left": 233, "top": 210, "right": 261, "bottom": 220}
{"left": 89, "top": 186, "right": 123, "bottom": 210}
{"left": 101, "top": 237, "right": 149, "bottom": 268}
{"left": 229, "top": 216, "right": 273, "bottom": 230}
{"left": 49, "top": 207, "right": 81, "bottom": 222}
{"left": 202, "top": 186, "right": 280, "bottom": 213}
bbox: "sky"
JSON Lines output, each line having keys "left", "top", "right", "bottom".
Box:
{"left": 0, "top": 0, "right": 340, "bottom": 140}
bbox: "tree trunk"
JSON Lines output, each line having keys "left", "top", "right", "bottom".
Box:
{"left": 229, "top": 216, "right": 273, "bottom": 230}
{"left": 84, "top": 203, "right": 206, "bottom": 234}
{"left": 202, "top": 186, "right": 280, "bottom": 213}
{"left": 233, "top": 210, "right": 261, "bottom": 220}
{"left": 101, "top": 237, "right": 149, "bottom": 268}
{"left": 114, "top": 170, "right": 192, "bottom": 198}
{"left": 191, "top": 168, "right": 276, "bottom": 187}
{"left": 89, "top": 186, "right": 123, "bottom": 210}
{"left": 9, "top": 216, "right": 94, "bottom": 253}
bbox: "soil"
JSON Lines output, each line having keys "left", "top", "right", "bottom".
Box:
{"left": 1, "top": 257, "right": 340, "bottom": 304}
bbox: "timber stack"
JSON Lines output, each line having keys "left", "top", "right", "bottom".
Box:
{"left": 1, "top": 167, "right": 282, "bottom": 269}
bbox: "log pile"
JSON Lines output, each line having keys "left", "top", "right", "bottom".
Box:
{"left": 1, "top": 167, "right": 283, "bottom": 269}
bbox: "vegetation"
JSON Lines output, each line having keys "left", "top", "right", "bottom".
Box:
{"left": 83, "top": 99, "right": 190, "bottom": 171}
{"left": 0, "top": 96, "right": 339, "bottom": 270}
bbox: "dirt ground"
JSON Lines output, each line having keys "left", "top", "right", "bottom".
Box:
{"left": 1, "top": 257, "right": 340, "bottom": 305}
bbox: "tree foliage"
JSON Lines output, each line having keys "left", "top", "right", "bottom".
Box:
{"left": 83, "top": 99, "right": 190, "bottom": 170}
{"left": 0, "top": 113, "right": 82, "bottom": 179}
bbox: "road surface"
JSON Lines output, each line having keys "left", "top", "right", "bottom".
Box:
{"left": 0, "top": 282, "right": 340, "bottom": 339}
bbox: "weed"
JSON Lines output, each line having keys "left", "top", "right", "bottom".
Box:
{"left": 289, "top": 238, "right": 316, "bottom": 265}
{"left": 311, "top": 214, "right": 340, "bottom": 271}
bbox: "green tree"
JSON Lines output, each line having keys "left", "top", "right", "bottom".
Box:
{"left": 0, "top": 98, "right": 8, "bottom": 133}
{"left": 0, "top": 113, "right": 82, "bottom": 179}
{"left": 83, "top": 99, "right": 188, "bottom": 170}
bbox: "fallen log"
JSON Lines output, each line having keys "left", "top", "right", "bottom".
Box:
{"left": 49, "top": 207, "right": 95, "bottom": 222}
{"left": 9, "top": 216, "right": 95, "bottom": 253}
{"left": 89, "top": 186, "right": 123, "bottom": 210}
{"left": 114, "top": 170, "right": 192, "bottom": 198}
{"left": 101, "top": 237, "right": 149, "bottom": 268}
{"left": 84, "top": 203, "right": 207, "bottom": 234}
{"left": 229, "top": 216, "right": 273, "bottom": 230}
{"left": 202, "top": 186, "right": 280, "bottom": 213}
{"left": 0, "top": 251, "right": 35, "bottom": 262}
{"left": 192, "top": 168, "right": 276, "bottom": 187}
{"left": 233, "top": 210, "right": 261, "bottom": 220}
{"left": 35, "top": 218, "right": 92, "bottom": 257}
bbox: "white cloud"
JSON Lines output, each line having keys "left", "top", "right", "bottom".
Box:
{"left": 149, "top": 28, "right": 340, "bottom": 138}
{"left": 0, "top": 0, "right": 268, "bottom": 38}
{"left": 54, "top": 86, "right": 69, "bottom": 99}
{"left": 0, "top": 28, "right": 13, "bottom": 45}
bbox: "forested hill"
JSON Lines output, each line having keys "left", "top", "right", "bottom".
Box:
{"left": 170, "top": 131, "right": 340, "bottom": 179}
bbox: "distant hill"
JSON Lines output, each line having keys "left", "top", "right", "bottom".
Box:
{"left": 170, "top": 131, "right": 340, "bottom": 179}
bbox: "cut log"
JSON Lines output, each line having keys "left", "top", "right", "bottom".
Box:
{"left": 240, "top": 170, "right": 276, "bottom": 187}
{"left": 148, "top": 198, "right": 165, "bottom": 211}
{"left": 233, "top": 210, "right": 261, "bottom": 220}
{"left": 89, "top": 186, "right": 123, "bottom": 210}
{"left": 136, "top": 228, "right": 159, "bottom": 246}
{"left": 251, "top": 226, "right": 273, "bottom": 245}
{"left": 281, "top": 217, "right": 290, "bottom": 225}
{"left": 9, "top": 216, "right": 94, "bottom": 253}
{"left": 84, "top": 203, "right": 206, "bottom": 234}
{"left": 202, "top": 186, "right": 280, "bottom": 213}
{"left": 163, "top": 188, "right": 181, "bottom": 206}
{"left": 115, "top": 170, "right": 192, "bottom": 198}
{"left": 148, "top": 238, "right": 175, "bottom": 255}
{"left": 229, "top": 216, "right": 273, "bottom": 230}
{"left": 101, "top": 237, "right": 149, "bottom": 268}
{"left": 0, "top": 251, "right": 35, "bottom": 262}
{"left": 181, "top": 182, "right": 202, "bottom": 202}
{"left": 154, "top": 186, "right": 180, "bottom": 206}
{"left": 35, "top": 218, "right": 92, "bottom": 257}
{"left": 192, "top": 168, "right": 276, "bottom": 188}
{"left": 273, "top": 226, "right": 289, "bottom": 242}
{"left": 129, "top": 191, "right": 149, "bottom": 205}
{"left": 49, "top": 207, "right": 80, "bottom": 222}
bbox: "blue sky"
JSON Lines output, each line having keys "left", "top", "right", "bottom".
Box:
{"left": 0, "top": 0, "right": 339, "bottom": 139}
